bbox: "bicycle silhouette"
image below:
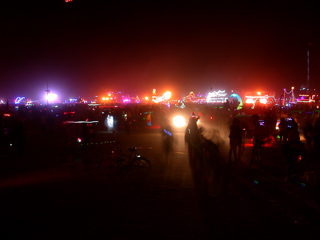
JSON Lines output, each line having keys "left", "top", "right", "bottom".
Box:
{"left": 109, "top": 143, "right": 151, "bottom": 174}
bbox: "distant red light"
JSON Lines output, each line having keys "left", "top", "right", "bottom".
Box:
{"left": 65, "top": 0, "right": 73, "bottom": 2}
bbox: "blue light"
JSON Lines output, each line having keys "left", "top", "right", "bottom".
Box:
{"left": 164, "top": 129, "right": 172, "bottom": 137}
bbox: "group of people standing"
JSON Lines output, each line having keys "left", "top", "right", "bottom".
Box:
{"left": 163, "top": 109, "right": 320, "bottom": 183}
{"left": 228, "top": 112, "right": 320, "bottom": 181}
{"left": 228, "top": 114, "right": 269, "bottom": 167}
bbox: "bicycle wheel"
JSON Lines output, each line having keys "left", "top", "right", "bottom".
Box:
{"left": 130, "top": 157, "right": 151, "bottom": 173}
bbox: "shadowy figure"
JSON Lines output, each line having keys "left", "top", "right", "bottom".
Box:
{"left": 188, "top": 127, "right": 230, "bottom": 236}
{"left": 162, "top": 118, "right": 174, "bottom": 161}
{"left": 249, "top": 115, "right": 268, "bottom": 168}
{"left": 185, "top": 112, "right": 201, "bottom": 160}
{"left": 228, "top": 117, "right": 242, "bottom": 163}
{"left": 302, "top": 116, "right": 313, "bottom": 148}
{"left": 199, "top": 127, "right": 218, "bottom": 161}
{"left": 285, "top": 118, "right": 304, "bottom": 181}
{"left": 279, "top": 117, "right": 289, "bottom": 145}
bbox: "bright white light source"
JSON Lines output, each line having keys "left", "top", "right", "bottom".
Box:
{"left": 172, "top": 115, "right": 186, "bottom": 128}
{"left": 45, "top": 92, "right": 58, "bottom": 102}
{"left": 163, "top": 91, "right": 172, "bottom": 100}
{"left": 104, "top": 115, "right": 114, "bottom": 130}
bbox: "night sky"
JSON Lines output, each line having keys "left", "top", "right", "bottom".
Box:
{"left": 1, "top": 0, "right": 319, "bottom": 101}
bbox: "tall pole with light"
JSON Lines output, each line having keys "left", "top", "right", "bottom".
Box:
{"left": 306, "top": 42, "right": 312, "bottom": 94}
{"left": 307, "top": 49, "right": 310, "bottom": 94}
{"left": 45, "top": 81, "right": 50, "bottom": 105}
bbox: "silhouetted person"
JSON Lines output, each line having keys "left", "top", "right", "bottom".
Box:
{"left": 185, "top": 112, "right": 201, "bottom": 160}
{"left": 279, "top": 117, "right": 289, "bottom": 145}
{"left": 228, "top": 117, "right": 242, "bottom": 163}
{"left": 249, "top": 116, "right": 268, "bottom": 168}
{"left": 303, "top": 116, "right": 313, "bottom": 147}
{"left": 162, "top": 118, "right": 174, "bottom": 160}
{"left": 286, "top": 119, "right": 303, "bottom": 181}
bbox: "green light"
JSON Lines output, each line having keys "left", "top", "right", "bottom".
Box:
{"left": 300, "top": 183, "right": 306, "bottom": 188}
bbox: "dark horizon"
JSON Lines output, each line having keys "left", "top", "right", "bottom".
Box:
{"left": 1, "top": 0, "right": 319, "bottom": 101}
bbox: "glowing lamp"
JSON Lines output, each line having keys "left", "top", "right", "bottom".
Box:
{"left": 45, "top": 92, "right": 57, "bottom": 102}
{"left": 104, "top": 115, "right": 114, "bottom": 129}
{"left": 172, "top": 115, "right": 186, "bottom": 128}
{"left": 163, "top": 91, "right": 172, "bottom": 100}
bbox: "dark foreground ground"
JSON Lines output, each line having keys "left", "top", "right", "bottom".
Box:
{"left": 1, "top": 127, "right": 320, "bottom": 239}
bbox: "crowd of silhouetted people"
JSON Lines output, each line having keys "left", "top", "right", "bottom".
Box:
{"left": 2, "top": 101, "right": 320, "bottom": 186}
{"left": 180, "top": 106, "right": 320, "bottom": 185}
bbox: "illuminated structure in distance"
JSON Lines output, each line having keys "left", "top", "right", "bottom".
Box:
{"left": 152, "top": 91, "right": 172, "bottom": 103}
{"left": 14, "top": 97, "right": 25, "bottom": 105}
{"left": 206, "top": 90, "right": 228, "bottom": 103}
{"left": 244, "top": 91, "right": 276, "bottom": 108}
{"left": 45, "top": 92, "right": 58, "bottom": 103}
{"left": 282, "top": 87, "right": 296, "bottom": 106}
{"left": 228, "top": 93, "right": 243, "bottom": 110}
